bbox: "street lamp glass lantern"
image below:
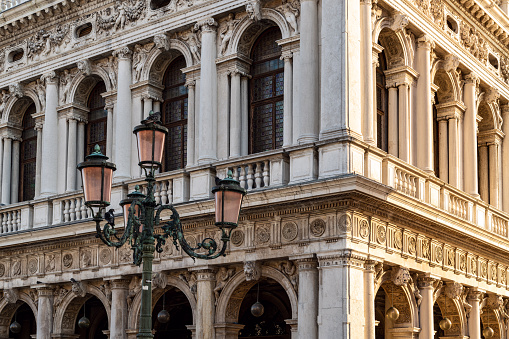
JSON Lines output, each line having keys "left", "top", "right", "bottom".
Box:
{"left": 77, "top": 145, "right": 116, "bottom": 211}
{"left": 133, "top": 119, "right": 168, "bottom": 171}
{"left": 212, "top": 172, "right": 246, "bottom": 229}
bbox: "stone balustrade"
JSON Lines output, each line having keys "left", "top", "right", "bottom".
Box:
{"left": 1, "top": 145, "right": 509, "bottom": 242}
{"left": 0, "top": 0, "right": 28, "bottom": 12}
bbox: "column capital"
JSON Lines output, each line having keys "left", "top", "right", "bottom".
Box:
{"left": 280, "top": 51, "right": 293, "bottom": 61}
{"left": 106, "top": 277, "right": 131, "bottom": 289}
{"left": 41, "top": 71, "right": 58, "bottom": 85}
{"left": 417, "top": 34, "right": 434, "bottom": 50}
{"left": 32, "top": 284, "right": 54, "bottom": 296}
{"left": 417, "top": 276, "right": 439, "bottom": 289}
{"left": 113, "top": 46, "right": 133, "bottom": 60}
{"left": 294, "top": 257, "right": 318, "bottom": 271}
{"left": 464, "top": 72, "right": 480, "bottom": 86}
{"left": 364, "top": 259, "right": 378, "bottom": 272}
{"left": 360, "top": 0, "right": 372, "bottom": 5}
{"left": 466, "top": 288, "right": 484, "bottom": 301}
{"left": 190, "top": 266, "right": 217, "bottom": 281}
{"left": 185, "top": 80, "right": 196, "bottom": 88}
{"left": 195, "top": 18, "right": 218, "bottom": 32}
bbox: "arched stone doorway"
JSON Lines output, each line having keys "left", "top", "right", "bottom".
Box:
{"left": 74, "top": 296, "right": 108, "bottom": 339}
{"left": 9, "top": 302, "right": 36, "bottom": 339}
{"left": 374, "top": 286, "right": 386, "bottom": 338}
{"left": 152, "top": 287, "right": 193, "bottom": 339}
{"left": 237, "top": 278, "right": 291, "bottom": 338}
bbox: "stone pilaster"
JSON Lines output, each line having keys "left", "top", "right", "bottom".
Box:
{"left": 361, "top": 0, "right": 374, "bottom": 145}
{"left": 281, "top": 52, "right": 293, "bottom": 147}
{"left": 1, "top": 135, "right": 12, "bottom": 204}
{"left": 464, "top": 73, "right": 480, "bottom": 196}
{"left": 415, "top": 35, "right": 434, "bottom": 173}
{"left": 467, "top": 289, "right": 483, "bottom": 339}
{"left": 113, "top": 47, "right": 133, "bottom": 181}
{"left": 299, "top": 0, "right": 319, "bottom": 144}
{"left": 229, "top": 70, "right": 242, "bottom": 158}
{"left": 364, "top": 260, "right": 377, "bottom": 339}
{"left": 109, "top": 278, "right": 130, "bottom": 339}
{"left": 10, "top": 139, "right": 20, "bottom": 203}
{"left": 35, "top": 285, "right": 54, "bottom": 339}
{"left": 418, "top": 276, "right": 438, "bottom": 339}
{"left": 196, "top": 18, "right": 218, "bottom": 164}
{"left": 193, "top": 267, "right": 216, "bottom": 339}
{"left": 293, "top": 255, "right": 318, "bottom": 339}
{"left": 502, "top": 104, "right": 509, "bottom": 212}
{"left": 40, "top": 71, "right": 59, "bottom": 197}
{"left": 66, "top": 117, "right": 78, "bottom": 192}
{"left": 186, "top": 80, "right": 196, "bottom": 167}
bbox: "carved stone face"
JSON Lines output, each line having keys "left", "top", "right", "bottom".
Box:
{"left": 244, "top": 261, "right": 260, "bottom": 281}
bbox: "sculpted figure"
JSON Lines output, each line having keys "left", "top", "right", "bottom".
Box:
{"left": 278, "top": 0, "right": 299, "bottom": 34}
{"left": 214, "top": 267, "right": 235, "bottom": 301}
{"left": 219, "top": 14, "right": 240, "bottom": 56}
{"left": 246, "top": 0, "right": 262, "bottom": 21}
{"left": 114, "top": 1, "right": 127, "bottom": 31}
{"left": 181, "top": 31, "right": 201, "bottom": 63}
{"left": 132, "top": 43, "right": 154, "bottom": 82}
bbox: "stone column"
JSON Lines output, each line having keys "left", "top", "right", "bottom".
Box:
{"left": 217, "top": 71, "right": 229, "bottom": 160}
{"left": 57, "top": 116, "right": 67, "bottom": 194}
{"left": 35, "top": 285, "right": 53, "bottom": 339}
{"left": 194, "top": 268, "right": 216, "bottom": 339}
{"left": 230, "top": 70, "right": 242, "bottom": 158}
{"left": 0, "top": 138, "right": 3, "bottom": 201}
{"left": 282, "top": 52, "right": 293, "bottom": 147}
{"left": 292, "top": 49, "right": 301, "bottom": 144}
{"left": 40, "top": 71, "right": 59, "bottom": 197}
{"left": 10, "top": 139, "right": 20, "bottom": 203}
{"left": 387, "top": 86, "right": 398, "bottom": 157}
{"left": 34, "top": 123, "right": 43, "bottom": 198}
{"left": 153, "top": 100, "right": 161, "bottom": 113}
{"left": 361, "top": 0, "right": 374, "bottom": 145}
{"left": 109, "top": 279, "right": 130, "bottom": 339}
{"left": 1, "top": 137, "right": 12, "bottom": 204}
{"left": 438, "top": 118, "right": 448, "bottom": 182}
{"left": 415, "top": 35, "right": 434, "bottom": 172}
{"left": 106, "top": 104, "right": 114, "bottom": 158}
{"left": 318, "top": 253, "right": 366, "bottom": 338}
{"left": 66, "top": 118, "right": 78, "bottom": 192}
{"left": 418, "top": 276, "right": 436, "bottom": 339}
{"left": 479, "top": 145, "right": 489, "bottom": 202}
{"left": 113, "top": 47, "right": 133, "bottom": 181}
{"left": 186, "top": 80, "right": 196, "bottom": 167}
{"left": 143, "top": 96, "right": 153, "bottom": 119}
{"left": 241, "top": 76, "right": 249, "bottom": 156}
{"left": 502, "top": 105, "right": 509, "bottom": 212}
{"left": 464, "top": 73, "right": 479, "bottom": 196}
{"left": 398, "top": 83, "right": 410, "bottom": 162}
{"left": 299, "top": 0, "right": 319, "bottom": 143}
{"left": 467, "top": 289, "right": 482, "bottom": 339}
{"left": 489, "top": 142, "right": 500, "bottom": 208}
{"left": 295, "top": 257, "right": 318, "bottom": 339}
{"left": 196, "top": 19, "right": 218, "bottom": 164}
{"left": 77, "top": 122, "right": 85, "bottom": 188}
{"left": 501, "top": 0, "right": 509, "bottom": 14}
{"left": 448, "top": 116, "right": 459, "bottom": 187}
{"left": 131, "top": 94, "right": 143, "bottom": 177}
{"left": 364, "top": 260, "right": 376, "bottom": 339}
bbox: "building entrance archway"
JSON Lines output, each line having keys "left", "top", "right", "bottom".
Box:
{"left": 152, "top": 287, "right": 193, "bottom": 339}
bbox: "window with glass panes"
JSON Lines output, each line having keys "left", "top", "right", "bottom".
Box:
{"left": 162, "top": 55, "right": 188, "bottom": 171}
{"left": 86, "top": 82, "right": 107, "bottom": 155}
{"left": 376, "top": 51, "right": 388, "bottom": 152}
{"left": 249, "top": 27, "right": 284, "bottom": 154}
{"left": 20, "top": 103, "right": 37, "bottom": 202}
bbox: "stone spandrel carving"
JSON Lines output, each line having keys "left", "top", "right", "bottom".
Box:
{"left": 246, "top": 0, "right": 262, "bottom": 21}
{"left": 96, "top": 56, "right": 118, "bottom": 90}
{"left": 132, "top": 43, "right": 155, "bottom": 83}
{"left": 178, "top": 29, "right": 201, "bottom": 64}
{"left": 154, "top": 34, "right": 170, "bottom": 51}
{"left": 219, "top": 13, "right": 241, "bottom": 57}
{"left": 71, "top": 279, "right": 87, "bottom": 297}
{"left": 152, "top": 272, "right": 168, "bottom": 290}
{"left": 127, "top": 276, "right": 142, "bottom": 309}
{"left": 278, "top": 260, "right": 298, "bottom": 290}
{"left": 391, "top": 266, "right": 410, "bottom": 286}
{"left": 244, "top": 261, "right": 261, "bottom": 281}
{"left": 178, "top": 271, "right": 197, "bottom": 294}
{"left": 77, "top": 59, "right": 92, "bottom": 76}
{"left": 99, "top": 281, "right": 112, "bottom": 304}
{"left": 3, "top": 288, "right": 18, "bottom": 304}
{"left": 9, "top": 83, "right": 23, "bottom": 98}
{"left": 27, "top": 26, "right": 70, "bottom": 61}
{"left": 277, "top": 0, "right": 299, "bottom": 34}
{"left": 214, "top": 267, "right": 236, "bottom": 302}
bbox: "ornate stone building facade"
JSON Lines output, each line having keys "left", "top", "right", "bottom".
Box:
{"left": 0, "top": 0, "right": 509, "bottom": 338}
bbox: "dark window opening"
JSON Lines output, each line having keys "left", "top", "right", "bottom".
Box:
{"left": 19, "top": 103, "right": 37, "bottom": 202}
{"left": 249, "top": 27, "right": 284, "bottom": 154}
{"left": 85, "top": 82, "right": 107, "bottom": 156}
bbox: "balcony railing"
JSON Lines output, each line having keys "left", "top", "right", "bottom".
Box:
{"left": 0, "top": 142, "right": 508, "bottom": 246}
{"left": 0, "top": 0, "right": 29, "bottom": 12}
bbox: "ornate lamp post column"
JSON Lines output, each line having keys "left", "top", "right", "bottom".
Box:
{"left": 78, "top": 113, "right": 246, "bottom": 338}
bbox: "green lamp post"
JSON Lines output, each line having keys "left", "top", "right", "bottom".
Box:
{"left": 77, "top": 112, "right": 246, "bottom": 338}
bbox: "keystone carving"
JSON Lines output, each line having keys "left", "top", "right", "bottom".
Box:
{"left": 244, "top": 261, "right": 262, "bottom": 281}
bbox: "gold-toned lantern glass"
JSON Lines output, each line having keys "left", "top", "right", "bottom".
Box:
{"left": 77, "top": 145, "right": 116, "bottom": 209}
{"left": 212, "top": 171, "right": 246, "bottom": 229}
{"left": 133, "top": 114, "right": 168, "bottom": 171}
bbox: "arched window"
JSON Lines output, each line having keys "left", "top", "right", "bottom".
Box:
{"left": 162, "top": 55, "right": 188, "bottom": 171}
{"left": 85, "top": 82, "right": 107, "bottom": 155}
{"left": 249, "top": 27, "right": 284, "bottom": 154}
{"left": 19, "top": 103, "right": 37, "bottom": 202}
{"left": 376, "top": 51, "right": 388, "bottom": 152}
